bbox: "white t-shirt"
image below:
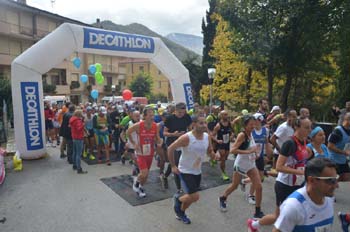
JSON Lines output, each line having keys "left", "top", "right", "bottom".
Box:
{"left": 273, "top": 121, "right": 294, "bottom": 154}
{"left": 178, "top": 132, "right": 209, "bottom": 175}
{"left": 274, "top": 186, "right": 334, "bottom": 232}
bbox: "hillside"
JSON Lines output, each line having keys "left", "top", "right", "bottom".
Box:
{"left": 94, "top": 20, "right": 201, "bottom": 64}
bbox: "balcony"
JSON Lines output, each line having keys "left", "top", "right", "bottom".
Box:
{"left": 55, "top": 85, "right": 70, "bottom": 95}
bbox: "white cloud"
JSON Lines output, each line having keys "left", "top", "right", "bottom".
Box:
{"left": 27, "top": 0, "right": 208, "bottom": 36}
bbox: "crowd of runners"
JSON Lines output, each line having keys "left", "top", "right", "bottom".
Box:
{"left": 43, "top": 98, "right": 350, "bottom": 231}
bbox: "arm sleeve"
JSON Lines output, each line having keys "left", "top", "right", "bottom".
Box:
{"left": 274, "top": 200, "right": 302, "bottom": 232}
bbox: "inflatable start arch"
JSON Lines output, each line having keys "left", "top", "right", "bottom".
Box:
{"left": 11, "top": 23, "right": 193, "bottom": 159}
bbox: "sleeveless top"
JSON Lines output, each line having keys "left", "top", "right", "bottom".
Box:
{"left": 179, "top": 131, "right": 209, "bottom": 175}
{"left": 329, "top": 126, "right": 350, "bottom": 164}
{"left": 252, "top": 127, "right": 267, "bottom": 156}
{"left": 138, "top": 121, "right": 157, "bottom": 156}
{"left": 276, "top": 136, "right": 308, "bottom": 186}
{"left": 307, "top": 143, "right": 329, "bottom": 159}
{"left": 217, "top": 122, "right": 232, "bottom": 144}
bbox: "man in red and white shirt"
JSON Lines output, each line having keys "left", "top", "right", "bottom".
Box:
{"left": 127, "top": 107, "right": 163, "bottom": 198}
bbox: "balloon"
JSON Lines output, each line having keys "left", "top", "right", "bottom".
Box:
{"left": 95, "top": 63, "right": 102, "bottom": 72}
{"left": 72, "top": 57, "right": 81, "bottom": 69}
{"left": 89, "top": 65, "right": 96, "bottom": 75}
{"left": 96, "top": 75, "right": 104, "bottom": 85}
{"left": 91, "top": 89, "right": 99, "bottom": 99}
{"left": 122, "top": 89, "right": 133, "bottom": 100}
{"left": 94, "top": 71, "right": 102, "bottom": 80}
{"left": 80, "top": 74, "right": 88, "bottom": 83}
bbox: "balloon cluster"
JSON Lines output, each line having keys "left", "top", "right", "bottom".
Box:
{"left": 89, "top": 63, "right": 104, "bottom": 85}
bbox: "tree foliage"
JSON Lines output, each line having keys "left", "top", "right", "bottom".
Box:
{"left": 129, "top": 72, "right": 153, "bottom": 98}
{"left": 200, "top": 0, "right": 349, "bottom": 121}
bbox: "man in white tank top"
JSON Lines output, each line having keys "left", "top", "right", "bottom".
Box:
{"left": 168, "top": 114, "right": 219, "bottom": 224}
{"left": 273, "top": 157, "right": 337, "bottom": 232}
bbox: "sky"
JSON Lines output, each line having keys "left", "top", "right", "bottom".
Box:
{"left": 27, "top": 0, "right": 209, "bottom": 36}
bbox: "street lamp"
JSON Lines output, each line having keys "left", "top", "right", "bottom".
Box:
{"left": 208, "top": 68, "right": 216, "bottom": 114}
{"left": 111, "top": 85, "right": 116, "bottom": 103}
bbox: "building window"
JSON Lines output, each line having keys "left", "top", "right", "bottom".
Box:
{"left": 107, "top": 76, "right": 112, "bottom": 86}
{"left": 158, "top": 70, "right": 162, "bottom": 75}
{"left": 71, "top": 73, "right": 79, "bottom": 82}
{"left": 139, "top": 66, "right": 144, "bottom": 72}
{"left": 51, "top": 75, "right": 60, "bottom": 85}
{"left": 61, "top": 75, "right": 67, "bottom": 85}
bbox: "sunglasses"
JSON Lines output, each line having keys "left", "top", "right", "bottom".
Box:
{"left": 314, "top": 175, "right": 339, "bottom": 185}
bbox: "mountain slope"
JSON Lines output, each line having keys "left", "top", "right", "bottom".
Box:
{"left": 95, "top": 20, "right": 201, "bottom": 63}
{"left": 166, "top": 33, "right": 203, "bottom": 55}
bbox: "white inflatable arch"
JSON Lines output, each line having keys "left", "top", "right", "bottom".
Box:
{"left": 11, "top": 23, "right": 193, "bottom": 159}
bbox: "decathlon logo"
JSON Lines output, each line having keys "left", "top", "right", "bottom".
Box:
{"left": 183, "top": 83, "right": 194, "bottom": 110}
{"left": 21, "top": 82, "right": 43, "bottom": 150}
{"left": 83, "top": 28, "right": 155, "bottom": 53}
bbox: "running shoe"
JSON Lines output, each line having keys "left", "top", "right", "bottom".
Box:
{"left": 159, "top": 173, "right": 166, "bottom": 189}
{"left": 253, "top": 211, "right": 265, "bottom": 219}
{"left": 163, "top": 176, "right": 169, "bottom": 189}
{"left": 218, "top": 196, "right": 227, "bottom": 212}
{"left": 89, "top": 154, "right": 95, "bottom": 160}
{"left": 176, "top": 213, "right": 191, "bottom": 224}
{"left": 132, "top": 177, "right": 140, "bottom": 193}
{"left": 83, "top": 151, "right": 88, "bottom": 158}
{"left": 248, "top": 195, "right": 256, "bottom": 205}
{"left": 209, "top": 159, "right": 217, "bottom": 167}
{"left": 173, "top": 194, "right": 182, "bottom": 215}
{"left": 222, "top": 172, "right": 230, "bottom": 181}
{"left": 339, "top": 212, "right": 350, "bottom": 232}
{"left": 121, "top": 155, "right": 126, "bottom": 165}
{"left": 246, "top": 218, "right": 259, "bottom": 232}
{"left": 138, "top": 187, "right": 146, "bottom": 198}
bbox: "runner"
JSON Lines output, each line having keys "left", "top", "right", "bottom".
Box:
{"left": 307, "top": 126, "right": 329, "bottom": 159}
{"left": 83, "top": 106, "right": 95, "bottom": 161}
{"left": 218, "top": 115, "right": 264, "bottom": 219}
{"left": 93, "top": 106, "right": 111, "bottom": 165}
{"left": 273, "top": 157, "right": 337, "bottom": 232}
{"left": 163, "top": 102, "right": 192, "bottom": 193}
{"left": 206, "top": 105, "right": 220, "bottom": 167}
{"left": 339, "top": 212, "right": 350, "bottom": 232}
{"left": 127, "top": 107, "right": 163, "bottom": 198}
{"left": 168, "top": 114, "right": 219, "bottom": 224}
{"left": 328, "top": 112, "right": 350, "bottom": 182}
{"left": 247, "top": 116, "right": 312, "bottom": 232}
{"left": 211, "top": 110, "right": 233, "bottom": 181}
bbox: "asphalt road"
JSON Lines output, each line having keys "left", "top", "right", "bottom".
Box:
{"left": 0, "top": 146, "right": 349, "bottom": 232}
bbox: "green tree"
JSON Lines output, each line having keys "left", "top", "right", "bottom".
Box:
{"left": 129, "top": 72, "right": 153, "bottom": 98}
{"left": 201, "top": 0, "right": 218, "bottom": 85}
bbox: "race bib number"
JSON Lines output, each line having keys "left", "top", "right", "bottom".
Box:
{"left": 294, "top": 167, "right": 305, "bottom": 186}
{"left": 223, "top": 134, "right": 230, "bottom": 144}
{"left": 141, "top": 144, "right": 151, "bottom": 156}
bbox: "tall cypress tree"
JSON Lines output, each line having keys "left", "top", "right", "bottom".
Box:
{"left": 201, "top": 0, "right": 217, "bottom": 85}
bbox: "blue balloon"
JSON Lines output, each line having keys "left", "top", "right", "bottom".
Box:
{"left": 91, "top": 89, "right": 99, "bottom": 99}
{"left": 80, "top": 74, "right": 88, "bottom": 83}
{"left": 89, "top": 64, "right": 96, "bottom": 75}
{"left": 72, "top": 57, "right": 81, "bottom": 69}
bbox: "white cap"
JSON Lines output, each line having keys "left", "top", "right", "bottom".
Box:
{"left": 270, "top": 105, "right": 280, "bottom": 113}
{"left": 253, "top": 113, "right": 264, "bottom": 122}
{"left": 99, "top": 106, "right": 107, "bottom": 114}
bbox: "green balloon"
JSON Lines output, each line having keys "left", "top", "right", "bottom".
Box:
{"left": 97, "top": 75, "right": 104, "bottom": 85}
{"left": 95, "top": 63, "right": 102, "bottom": 72}
{"left": 95, "top": 71, "right": 102, "bottom": 79}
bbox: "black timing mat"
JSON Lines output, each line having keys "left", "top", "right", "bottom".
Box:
{"left": 82, "top": 150, "right": 121, "bottom": 165}
{"left": 100, "top": 160, "right": 234, "bottom": 206}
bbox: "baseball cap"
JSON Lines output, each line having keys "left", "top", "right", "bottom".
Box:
{"left": 99, "top": 106, "right": 107, "bottom": 114}
{"left": 253, "top": 113, "right": 264, "bottom": 122}
{"left": 270, "top": 105, "right": 281, "bottom": 113}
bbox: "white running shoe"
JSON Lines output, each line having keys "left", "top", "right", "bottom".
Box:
{"left": 248, "top": 195, "right": 256, "bottom": 205}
